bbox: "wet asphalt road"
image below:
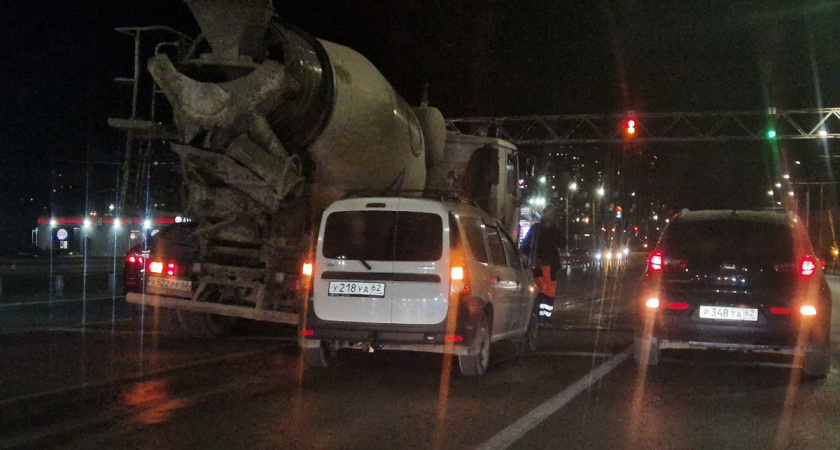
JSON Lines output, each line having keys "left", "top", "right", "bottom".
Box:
{"left": 0, "top": 256, "right": 838, "bottom": 449}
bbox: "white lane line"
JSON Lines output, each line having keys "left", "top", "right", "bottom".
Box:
{"left": 477, "top": 346, "right": 632, "bottom": 450}
{"left": 0, "top": 347, "right": 278, "bottom": 408}
{"left": 0, "top": 296, "right": 123, "bottom": 307}
{"left": 534, "top": 351, "right": 614, "bottom": 358}
{"left": 661, "top": 358, "right": 798, "bottom": 369}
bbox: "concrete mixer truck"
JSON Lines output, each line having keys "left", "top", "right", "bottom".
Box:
{"left": 121, "top": 0, "right": 522, "bottom": 337}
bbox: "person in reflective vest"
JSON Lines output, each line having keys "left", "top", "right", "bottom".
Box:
{"left": 521, "top": 205, "right": 565, "bottom": 327}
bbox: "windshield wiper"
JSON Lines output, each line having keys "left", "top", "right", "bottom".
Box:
{"left": 359, "top": 260, "right": 372, "bottom": 270}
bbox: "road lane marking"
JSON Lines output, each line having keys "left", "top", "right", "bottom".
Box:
{"left": 0, "top": 347, "right": 279, "bottom": 408}
{"left": 534, "top": 351, "right": 615, "bottom": 358}
{"left": 0, "top": 296, "right": 123, "bottom": 307}
{"left": 477, "top": 346, "right": 632, "bottom": 450}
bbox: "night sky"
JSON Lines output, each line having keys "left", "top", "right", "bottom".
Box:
{"left": 2, "top": 1, "right": 840, "bottom": 247}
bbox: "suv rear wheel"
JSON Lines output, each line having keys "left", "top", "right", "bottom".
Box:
{"left": 803, "top": 339, "right": 831, "bottom": 378}
{"left": 459, "top": 319, "right": 490, "bottom": 376}
{"left": 634, "top": 334, "right": 660, "bottom": 366}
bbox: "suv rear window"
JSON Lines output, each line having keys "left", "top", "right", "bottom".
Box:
{"left": 662, "top": 220, "right": 794, "bottom": 262}
{"left": 322, "top": 211, "right": 443, "bottom": 261}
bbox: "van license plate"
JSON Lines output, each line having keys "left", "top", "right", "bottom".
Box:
{"left": 148, "top": 277, "right": 192, "bottom": 292}
{"left": 699, "top": 306, "right": 758, "bottom": 321}
{"left": 328, "top": 282, "right": 385, "bottom": 297}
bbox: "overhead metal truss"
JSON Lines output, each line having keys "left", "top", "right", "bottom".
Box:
{"left": 445, "top": 108, "right": 840, "bottom": 145}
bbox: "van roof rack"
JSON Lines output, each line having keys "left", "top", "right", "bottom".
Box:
{"left": 343, "top": 189, "right": 474, "bottom": 204}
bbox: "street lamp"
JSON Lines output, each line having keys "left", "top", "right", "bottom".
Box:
{"left": 593, "top": 187, "right": 605, "bottom": 246}
{"left": 566, "top": 182, "right": 577, "bottom": 251}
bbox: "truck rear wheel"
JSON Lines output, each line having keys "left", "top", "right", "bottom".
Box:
{"left": 176, "top": 311, "right": 238, "bottom": 338}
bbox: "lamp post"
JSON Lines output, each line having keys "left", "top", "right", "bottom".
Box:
{"left": 594, "top": 187, "right": 604, "bottom": 246}
{"left": 566, "top": 182, "right": 577, "bottom": 251}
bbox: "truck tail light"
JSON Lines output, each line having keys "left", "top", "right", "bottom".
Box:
{"left": 149, "top": 261, "right": 164, "bottom": 274}
{"left": 148, "top": 261, "right": 178, "bottom": 277}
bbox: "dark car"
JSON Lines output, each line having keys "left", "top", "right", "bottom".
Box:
{"left": 634, "top": 210, "right": 832, "bottom": 378}
{"left": 0, "top": 243, "right": 49, "bottom": 259}
{"left": 123, "top": 223, "right": 198, "bottom": 294}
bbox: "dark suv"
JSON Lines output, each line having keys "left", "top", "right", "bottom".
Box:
{"left": 634, "top": 210, "right": 832, "bottom": 377}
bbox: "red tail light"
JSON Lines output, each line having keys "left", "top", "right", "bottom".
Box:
{"left": 799, "top": 255, "right": 816, "bottom": 277}
{"left": 450, "top": 265, "right": 471, "bottom": 297}
{"left": 126, "top": 255, "right": 145, "bottom": 265}
{"left": 450, "top": 248, "right": 471, "bottom": 297}
{"left": 648, "top": 251, "right": 663, "bottom": 272}
{"left": 770, "top": 307, "right": 791, "bottom": 315}
{"left": 148, "top": 261, "right": 180, "bottom": 277}
{"left": 149, "top": 261, "right": 164, "bottom": 274}
{"left": 666, "top": 302, "right": 689, "bottom": 310}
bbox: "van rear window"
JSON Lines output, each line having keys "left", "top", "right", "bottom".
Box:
{"left": 322, "top": 211, "right": 443, "bottom": 261}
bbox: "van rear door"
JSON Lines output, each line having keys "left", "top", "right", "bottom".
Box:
{"left": 314, "top": 201, "right": 448, "bottom": 325}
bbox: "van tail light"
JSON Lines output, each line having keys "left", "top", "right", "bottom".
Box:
{"left": 302, "top": 262, "right": 313, "bottom": 277}
{"left": 450, "top": 265, "right": 471, "bottom": 297}
{"left": 645, "top": 298, "right": 660, "bottom": 308}
{"left": 799, "top": 256, "right": 816, "bottom": 277}
{"left": 149, "top": 261, "right": 164, "bottom": 274}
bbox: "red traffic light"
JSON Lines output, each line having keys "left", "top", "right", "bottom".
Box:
{"left": 625, "top": 118, "right": 636, "bottom": 135}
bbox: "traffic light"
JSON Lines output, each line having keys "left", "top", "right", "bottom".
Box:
{"left": 767, "top": 129, "right": 777, "bottom": 139}
{"left": 624, "top": 118, "right": 636, "bottom": 137}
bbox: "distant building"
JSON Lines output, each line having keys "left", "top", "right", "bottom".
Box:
{"left": 33, "top": 216, "right": 185, "bottom": 257}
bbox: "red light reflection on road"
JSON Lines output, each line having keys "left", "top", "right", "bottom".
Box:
{"left": 122, "top": 379, "right": 186, "bottom": 426}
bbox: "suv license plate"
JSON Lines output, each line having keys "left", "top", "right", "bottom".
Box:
{"left": 328, "top": 282, "right": 385, "bottom": 297}
{"left": 148, "top": 277, "right": 192, "bottom": 292}
{"left": 699, "top": 306, "right": 758, "bottom": 321}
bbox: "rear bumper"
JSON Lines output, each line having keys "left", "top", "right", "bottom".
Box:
{"left": 637, "top": 309, "right": 826, "bottom": 350}
{"left": 125, "top": 292, "right": 299, "bottom": 324}
{"left": 301, "top": 295, "right": 487, "bottom": 355}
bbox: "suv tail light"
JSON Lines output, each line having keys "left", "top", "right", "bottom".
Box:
{"left": 799, "top": 255, "right": 816, "bottom": 277}
{"left": 775, "top": 255, "right": 818, "bottom": 277}
{"left": 648, "top": 251, "right": 663, "bottom": 272}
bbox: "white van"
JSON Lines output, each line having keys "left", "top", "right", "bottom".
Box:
{"left": 299, "top": 196, "right": 538, "bottom": 376}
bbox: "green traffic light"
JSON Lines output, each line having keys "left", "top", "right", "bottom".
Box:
{"left": 767, "top": 129, "right": 777, "bottom": 139}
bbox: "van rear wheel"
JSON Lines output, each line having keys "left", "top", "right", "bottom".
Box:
{"left": 515, "top": 309, "right": 539, "bottom": 353}
{"left": 303, "top": 341, "right": 338, "bottom": 368}
{"left": 459, "top": 319, "right": 490, "bottom": 377}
